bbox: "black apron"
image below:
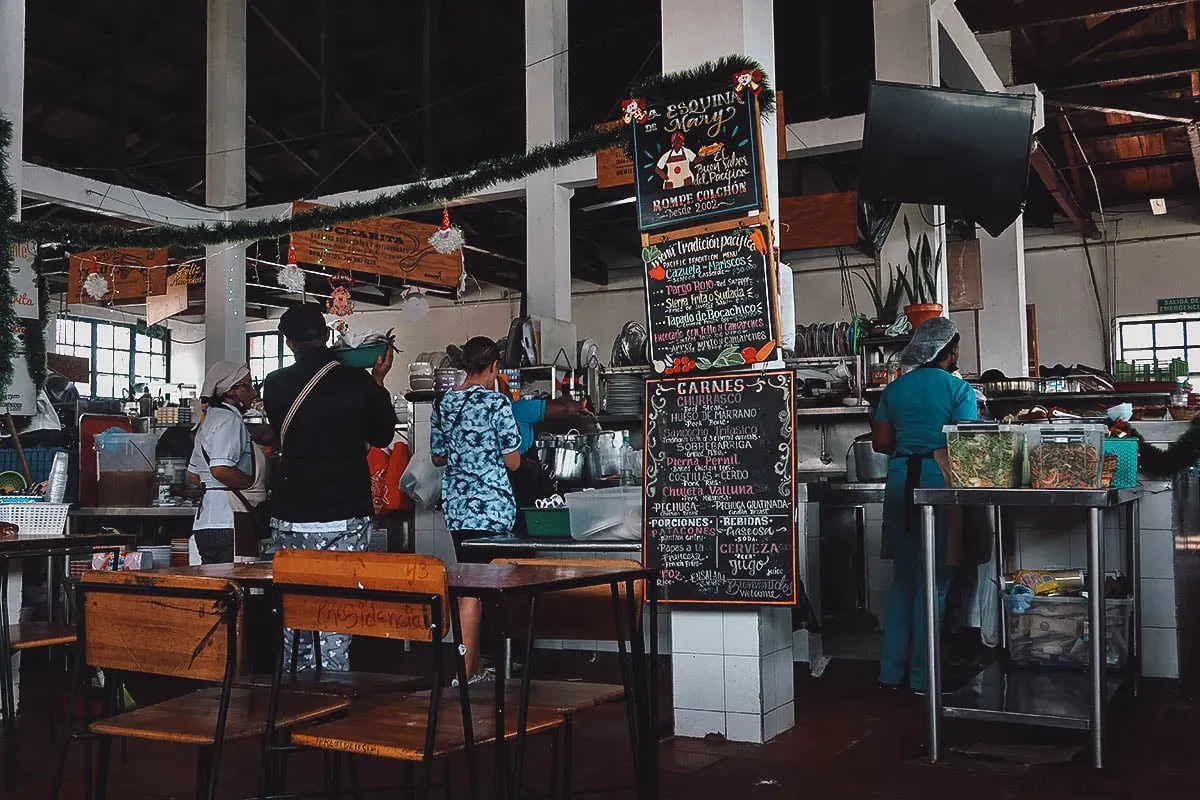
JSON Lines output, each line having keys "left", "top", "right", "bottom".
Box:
{"left": 509, "top": 447, "right": 552, "bottom": 534}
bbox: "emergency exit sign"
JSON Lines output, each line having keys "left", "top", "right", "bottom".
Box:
{"left": 1158, "top": 297, "right": 1200, "bottom": 314}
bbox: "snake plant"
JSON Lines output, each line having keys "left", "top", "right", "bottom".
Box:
{"left": 897, "top": 216, "right": 941, "bottom": 305}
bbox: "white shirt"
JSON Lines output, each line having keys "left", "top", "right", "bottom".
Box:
{"left": 231, "top": 443, "right": 268, "bottom": 512}
{"left": 188, "top": 405, "right": 253, "bottom": 530}
{"left": 656, "top": 147, "right": 696, "bottom": 170}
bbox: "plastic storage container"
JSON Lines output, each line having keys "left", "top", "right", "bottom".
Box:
{"left": 943, "top": 424, "right": 1024, "bottom": 488}
{"left": 1103, "top": 437, "right": 1139, "bottom": 490}
{"left": 95, "top": 431, "right": 160, "bottom": 507}
{"left": 1004, "top": 594, "right": 1133, "bottom": 669}
{"left": 1026, "top": 424, "right": 1106, "bottom": 489}
{"left": 564, "top": 486, "right": 642, "bottom": 540}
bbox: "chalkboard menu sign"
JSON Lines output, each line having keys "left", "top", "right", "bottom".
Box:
{"left": 643, "top": 370, "right": 796, "bottom": 605}
{"left": 643, "top": 223, "right": 779, "bottom": 374}
{"left": 632, "top": 92, "right": 762, "bottom": 231}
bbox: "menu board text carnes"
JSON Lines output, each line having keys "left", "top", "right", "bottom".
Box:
{"left": 632, "top": 91, "right": 762, "bottom": 231}
{"left": 643, "top": 371, "right": 796, "bottom": 605}
{"left": 644, "top": 224, "right": 778, "bottom": 374}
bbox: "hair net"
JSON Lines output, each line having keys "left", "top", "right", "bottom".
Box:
{"left": 899, "top": 317, "right": 958, "bottom": 366}
{"left": 201, "top": 361, "right": 251, "bottom": 400}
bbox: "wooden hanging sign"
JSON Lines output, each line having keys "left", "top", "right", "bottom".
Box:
{"left": 67, "top": 248, "right": 168, "bottom": 303}
{"left": 289, "top": 201, "right": 463, "bottom": 291}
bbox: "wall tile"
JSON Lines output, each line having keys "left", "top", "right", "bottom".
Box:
{"left": 724, "top": 712, "right": 764, "bottom": 744}
{"left": 674, "top": 709, "right": 724, "bottom": 739}
{"left": 759, "top": 650, "right": 778, "bottom": 711}
{"left": 1141, "top": 627, "right": 1180, "bottom": 679}
{"left": 1141, "top": 578, "right": 1178, "bottom": 628}
{"left": 672, "top": 653, "right": 724, "bottom": 711}
{"left": 722, "top": 611, "right": 763, "bottom": 657}
{"left": 533, "top": 639, "right": 562, "bottom": 650}
{"left": 771, "top": 648, "right": 794, "bottom": 710}
{"left": 723, "top": 655, "right": 763, "bottom": 714}
{"left": 1016, "top": 529, "right": 1071, "bottom": 571}
{"left": 764, "top": 700, "right": 795, "bottom": 742}
{"left": 672, "top": 610, "right": 723, "bottom": 655}
{"left": 1139, "top": 529, "right": 1175, "bottom": 580}
{"left": 1140, "top": 491, "right": 1175, "bottom": 532}
{"left": 868, "top": 557, "right": 893, "bottom": 593}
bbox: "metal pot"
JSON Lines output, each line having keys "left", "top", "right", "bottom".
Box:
{"left": 540, "top": 432, "right": 590, "bottom": 481}
{"left": 584, "top": 430, "right": 624, "bottom": 480}
{"left": 850, "top": 434, "right": 889, "bottom": 482}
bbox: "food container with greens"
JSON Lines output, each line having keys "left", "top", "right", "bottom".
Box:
{"left": 943, "top": 424, "right": 1024, "bottom": 488}
{"left": 1026, "top": 424, "right": 1106, "bottom": 489}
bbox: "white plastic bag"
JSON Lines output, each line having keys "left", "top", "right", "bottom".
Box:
{"left": 400, "top": 436, "right": 444, "bottom": 509}
{"left": 977, "top": 558, "right": 1001, "bottom": 648}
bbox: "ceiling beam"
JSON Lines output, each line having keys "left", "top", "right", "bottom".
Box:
{"left": 938, "top": 6, "right": 1006, "bottom": 92}
{"left": 963, "top": 1, "right": 1192, "bottom": 34}
{"left": 20, "top": 163, "right": 223, "bottom": 227}
{"left": 1046, "top": 47, "right": 1200, "bottom": 88}
{"left": 1030, "top": 143, "right": 1099, "bottom": 237}
{"left": 1050, "top": 88, "right": 1200, "bottom": 120}
{"left": 247, "top": 114, "right": 320, "bottom": 177}
{"left": 1062, "top": 8, "right": 1165, "bottom": 65}
{"left": 1083, "top": 151, "right": 1193, "bottom": 168}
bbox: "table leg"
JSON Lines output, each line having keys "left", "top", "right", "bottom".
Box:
{"left": 1088, "top": 507, "right": 1106, "bottom": 769}
{"left": 611, "top": 582, "right": 643, "bottom": 799}
{"left": 994, "top": 506, "right": 1006, "bottom": 652}
{"left": 1127, "top": 500, "right": 1142, "bottom": 698}
{"left": 490, "top": 598, "right": 509, "bottom": 800}
{"left": 648, "top": 577, "right": 660, "bottom": 799}
{"left": 512, "top": 596, "right": 538, "bottom": 799}
{"left": 624, "top": 579, "right": 650, "bottom": 798}
{"left": 921, "top": 504, "right": 941, "bottom": 764}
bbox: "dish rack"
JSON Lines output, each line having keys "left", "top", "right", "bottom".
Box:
{"left": 0, "top": 503, "right": 70, "bottom": 537}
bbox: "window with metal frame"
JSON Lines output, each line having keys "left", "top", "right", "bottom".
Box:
{"left": 53, "top": 317, "right": 170, "bottom": 398}
{"left": 247, "top": 332, "right": 295, "bottom": 385}
{"left": 1115, "top": 313, "right": 1200, "bottom": 389}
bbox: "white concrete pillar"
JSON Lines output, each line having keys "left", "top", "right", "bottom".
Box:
{"left": 977, "top": 219, "right": 1029, "bottom": 376}
{"left": 873, "top": 0, "right": 947, "bottom": 311}
{"left": 524, "top": 0, "right": 572, "bottom": 322}
{"left": 660, "top": 0, "right": 792, "bottom": 745}
{"left": 204, "top": 0, "right": 248, "bottom": 367}
{"left": 0, "top": 0, "right": 25, "bottom": 716}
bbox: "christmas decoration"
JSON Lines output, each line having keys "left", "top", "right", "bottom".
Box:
{"left": 0, "top": 56, "right": 776, "bottom": 398}
{"left": 733, "top": 68, "right": 763, "bottom": 97}
{"left": 326, "top": 271, "right": 355, "bottom": 316}
{"left": 277, "top": 243, "right": 306, "bottom": 293}
{"left": 82, "top": 265, "right": 110, "bottom": 300}
{"left": 621, "top": 98, "right": 647, "bottom": 124}
{"left": 428, "top": 208, "right": 466, "bottom": 255}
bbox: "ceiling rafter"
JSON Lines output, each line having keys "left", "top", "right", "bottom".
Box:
{"left": 963, "top": 1, "right": 1192, "bottom": 34}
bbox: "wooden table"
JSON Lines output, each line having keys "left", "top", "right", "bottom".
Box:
{"left": 0, "top": 532, "right": 134, "bottom": 789}
{"left": 149, "top": 560, "right": 661, "bottom": 800}
{"left": 449, "top": 562, "right": 660, "bottom": 800}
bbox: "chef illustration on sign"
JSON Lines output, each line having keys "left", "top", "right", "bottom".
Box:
{"left": 655, "top": 132, "right": 699, "bottom": 190}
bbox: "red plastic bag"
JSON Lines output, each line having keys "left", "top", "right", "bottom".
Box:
{"left": 368, "top": 444, "right": 412, "bottom": 515}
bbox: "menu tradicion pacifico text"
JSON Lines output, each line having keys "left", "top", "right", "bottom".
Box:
{"left": 643, "top": 371, "right": 796, "bottom": 605}
{"left": 643, "top": 223, "right": 778, "bottom": 375}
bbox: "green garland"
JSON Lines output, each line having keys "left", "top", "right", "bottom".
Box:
{"left": 0, "top": 55, "right": 774, "bottom": 396}
{"left": 1132, "top": 419, "right": 1200, "bottom": 477}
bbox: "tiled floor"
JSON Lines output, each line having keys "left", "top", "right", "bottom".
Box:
{"left": 14, "top": 654, "right": 1200, "bottom": 798}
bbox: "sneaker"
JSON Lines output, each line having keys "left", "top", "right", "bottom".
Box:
{"left": 451, "top": 668, "right": 496, "bottom": 688}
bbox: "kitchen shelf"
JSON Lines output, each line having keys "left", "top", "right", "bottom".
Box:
{"left": 943, "top": 663, "right": 1123, "bottom": 731}
{"left": 984, "top": 391, "right": 1171, "bottom": 404}
{"left": 795, "top": 405, "right": 871, "bottom": 417}
{"left": 857, "top": 334, "right": 912, "bottom": 349}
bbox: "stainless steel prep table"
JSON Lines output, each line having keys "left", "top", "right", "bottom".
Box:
{"left": 459, "top": 534, "right": 641, "bottom": 555}
{"left": 913, "top": 487, "right": 1142, "bottom": 769}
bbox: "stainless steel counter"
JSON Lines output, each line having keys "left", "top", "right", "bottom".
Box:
{"left": 914, "top": 487, "right": 1141, "bottom": 508}
{"left": 809, "top": 482, "right": 886, "bottom": 505}
{"left": 70, "top": 506, "right": 198, "bottom": 517}
{"left": 459, "top": 535, "right": 640, "bottom": 554}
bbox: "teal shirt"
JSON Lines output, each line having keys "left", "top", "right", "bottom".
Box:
{"left": 874, "top": 367, "right": 978, "bottom": 456}
{"left": 511, "top": 398, "right": 546, "bottom": 455}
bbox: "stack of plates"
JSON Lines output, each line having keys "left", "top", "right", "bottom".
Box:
{"left": 140, "top": 545, "right": 171, "bottom": 569}
{"left": 604, "top": 373, "right": 645, "bottom": 415}
{"left": 170, "top": 538, "right": 190, "bottom": 567}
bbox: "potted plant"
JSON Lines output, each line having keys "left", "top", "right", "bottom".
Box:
{"left": 898, "top": 217, "right": 943, "bottom": 329}
{"left": 854, "top": 264, "right": 907, "bottom": 328}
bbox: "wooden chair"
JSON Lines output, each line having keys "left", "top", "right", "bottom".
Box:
{"left": 489, "top": 558, "right": 646, "bottom": 800}
{"left": 50, "top": 570, "right": 350, "bottom": 800}
{"left": 265, "top": 550, "right": 566, "bottom": 800}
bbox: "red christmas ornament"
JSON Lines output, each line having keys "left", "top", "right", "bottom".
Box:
{"left": 733, "top": 69, "right": 763, "bottom": 97}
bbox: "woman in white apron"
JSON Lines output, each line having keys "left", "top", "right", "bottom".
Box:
{"left": 655, "top": 132, "right": 697, "bottom": 189}
{"left": 187, "top": 362, "right": 256, "bottom": 564}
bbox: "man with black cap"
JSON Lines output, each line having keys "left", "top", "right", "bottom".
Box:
{"left": 262, "top": 304, "right": 397, "bottom": 672}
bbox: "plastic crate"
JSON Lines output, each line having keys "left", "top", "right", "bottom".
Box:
{"left": 0, "top": 502, "right": 70, "bottom": 537}
{"left": 1004, "top": 594, "right": 1132, "bottom": 669}
{"left": 519, "top": 508, "right": 571, "bottom": 538}
{"left": 1104, "top": 438, "right": 1139, "bottom": 490}
{"left": 943, "top": 424, "right": 1024, "bottom": 488}
{"left": 0, "top": 447, "right": 67, "bottom": 484}
{"left": 1027, "top": 424, "right": 1107, "bottom": 489}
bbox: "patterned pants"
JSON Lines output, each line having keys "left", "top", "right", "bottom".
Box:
{"left": 271, "top": 517, "right": 371, "bottom": 672}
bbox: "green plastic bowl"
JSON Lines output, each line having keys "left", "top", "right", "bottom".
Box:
{"left": 330, "top": 341, "right": 389, "bottom": 369}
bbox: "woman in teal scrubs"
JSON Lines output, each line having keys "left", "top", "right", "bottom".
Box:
{"left": 871, "top": 317, "right": 977, "bottom": 693}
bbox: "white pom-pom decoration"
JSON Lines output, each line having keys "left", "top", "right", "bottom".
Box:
{"left": 399, "top": 291, "right": 429, "bottom": 323}
{"left": 428, "top": 225, "right": 465, "bottom": 255}
{"left": 83, "top": 271, "right": 110, "bottom": 300}
{"left": 277, "top": 263, "right": 306, "bottom": 293}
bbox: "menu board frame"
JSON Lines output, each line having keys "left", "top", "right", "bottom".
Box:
{"left": 641, "top": 216, "right": 782, "bottom": 375}
{"left": 632, "top": 93, "right": 763, "bottom": 232}
{"left": 642, "top": 369, "right": 797, "bottom": 606}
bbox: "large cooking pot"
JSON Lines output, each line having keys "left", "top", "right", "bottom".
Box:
{"left": 540, "top": 431, "right": 589, "bottom": 481}
{"left": 584, "top": 430, "right": 624, "bottom": 480}
{"left": 849, "top": 433, "right": 889, "bottom": 482}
